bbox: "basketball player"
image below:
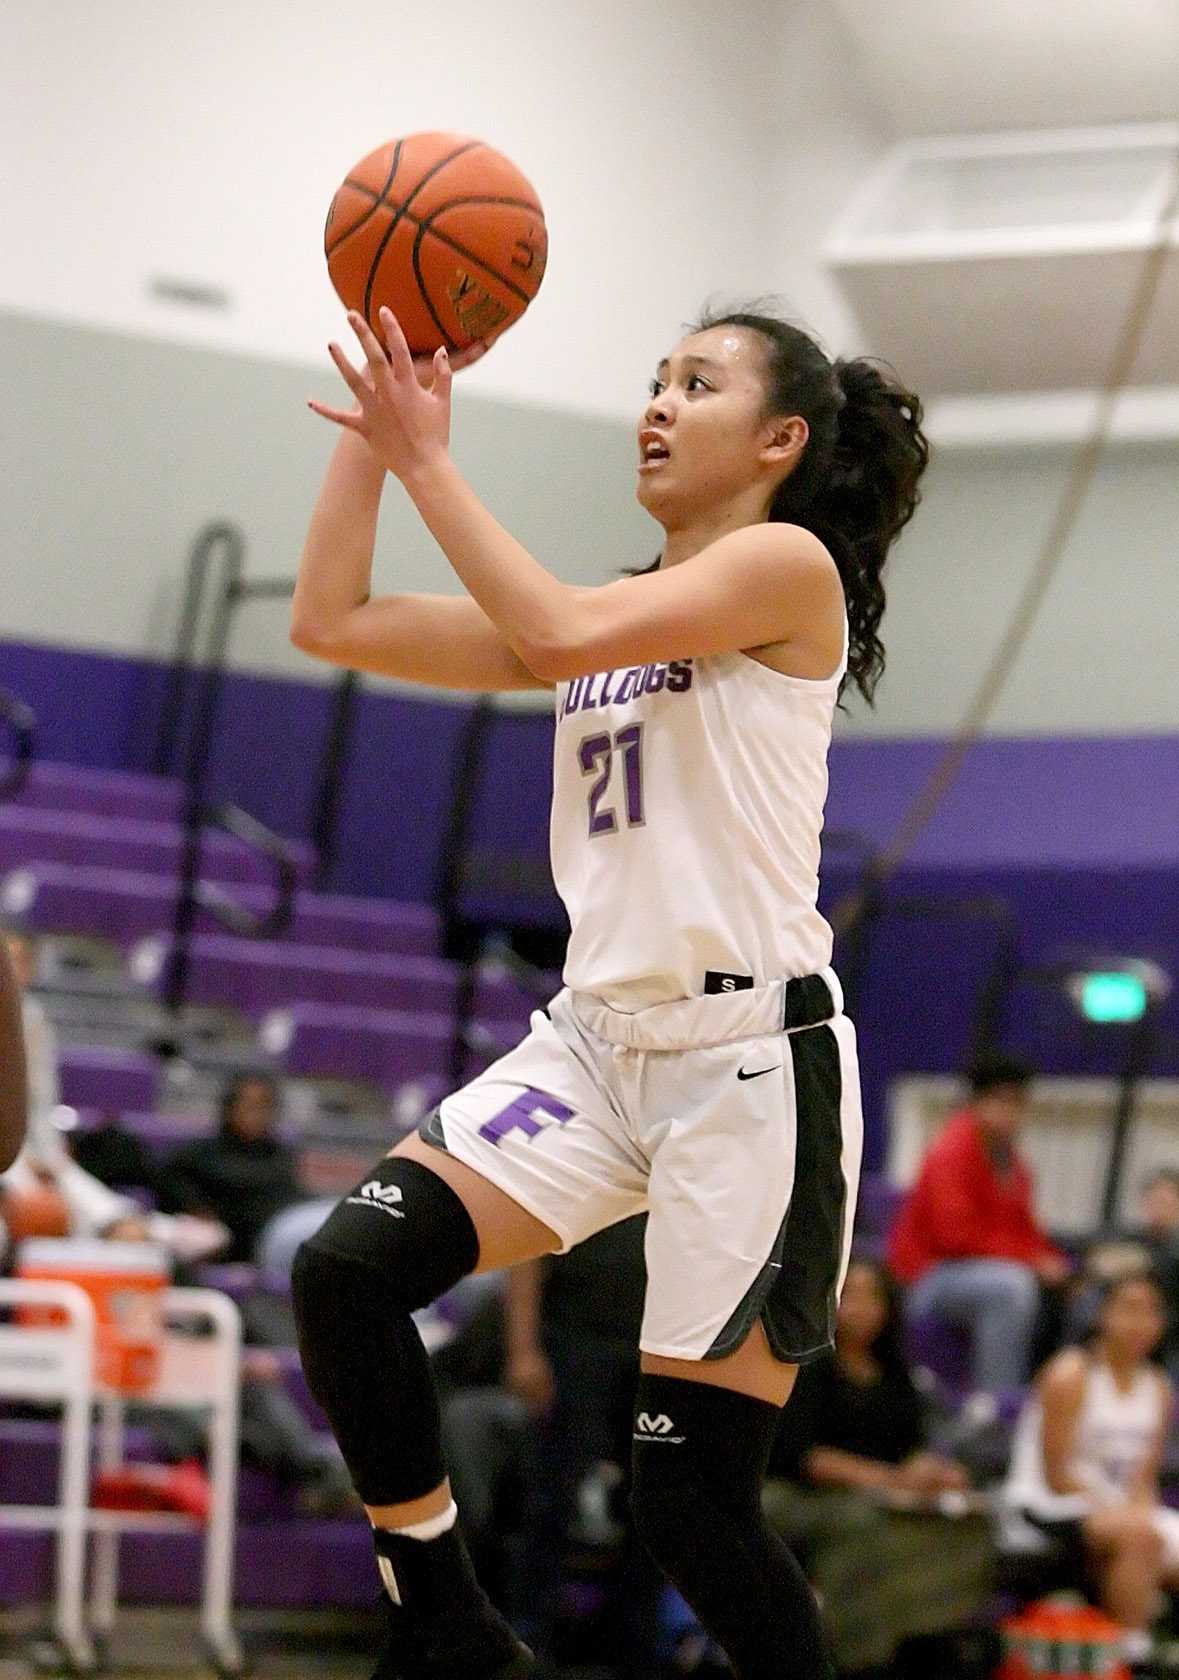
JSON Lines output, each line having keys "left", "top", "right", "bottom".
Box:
{"left": 289, "top": 302, "right": 927, "bottom": 1680}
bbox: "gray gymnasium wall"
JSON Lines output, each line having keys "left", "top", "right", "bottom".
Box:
{"left": 0, "top": 311, "right": 652, "bottom": 694}
{"left": 2, "top": 309, "right": 1178, "bottom": 739}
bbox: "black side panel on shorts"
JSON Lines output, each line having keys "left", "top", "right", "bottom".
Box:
{"left": 419, "top": 1106, "right": 449, "bottom": 1150}
{"left": 705, "top": 1023, "right": 847, "bottom": 1363}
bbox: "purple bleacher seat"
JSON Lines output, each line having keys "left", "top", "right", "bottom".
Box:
{"left": 70, "top": 1107, "right": 209, "bottom": 1147}
{"left": 0, "top": 1532, "right": 53, "bottom": 1606}
{"left": 0, "top": 806, "right": 314, "bottom": 889}
{"left": 57, "top": 1044, "right": 160, "bottom": 1115}
{"left": 0, "top": 1415, "right": 373, "bottom": 1612}
{"left": 905, "top": 1312, "right": 973, "bottom": 1394}
{"left": 31, "top": 1521, "right": 375, "bottom": 1608}
{"left": 0, "top": 861, "right": 176, "bottom": 944}
{"left": 853, "top": 1174, "right": 905, "bottom": 1245}
{"left": 265, "top": 1000, "right": 453, "bottom": 1089}
{"left": 0, "top": 859, "right": 441, "bottom": 957}
{"left": 230, "top": 1523, "right": 375, "bottom": 1607}
{"left": 286, "top": 891, "right": 440, "bottom": 958}
{"left": 10, "top": 762, "right": 184, "bottom": 824}
{"left": 0, "top": 1418, "right": 64, "bottom": 1506}
{"left": 473, "top": 966, "right": 556, "bottom": 1027}
{"left": 0, "top": 1417, "right": 161, "bottom": 1507}
{"left": 141, "top": 934, "right": 459, "bottom": 1020}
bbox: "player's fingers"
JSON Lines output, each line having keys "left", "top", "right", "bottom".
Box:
{"left": 431, "top": 346, "right": 453, "bottom": 402}
{"left": 326, "top": 339, "right": 369, "bottom": 400}
{"left": 378, "top": 307, "right": 417, "bottom": 381}
{"left": 347, "top": 310, "right": 396, "bottom": 381}
{"left": 307, "top": 397, "right": 365, "bottom": 430}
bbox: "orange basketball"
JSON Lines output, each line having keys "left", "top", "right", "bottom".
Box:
{"left": 324, "top": 132, "right": 547, "bottom": 357}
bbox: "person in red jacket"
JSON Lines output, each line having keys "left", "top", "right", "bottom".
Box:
{"left": 888, "top": 1053, "right": 1070, "bottom": 1392}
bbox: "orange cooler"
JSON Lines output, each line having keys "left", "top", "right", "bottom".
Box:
{"left": 996, "top": 1599, "right": 1131, "bottom": 1680}
{"left": 16, "top": 1237, "right": 169, "bottom": 1393}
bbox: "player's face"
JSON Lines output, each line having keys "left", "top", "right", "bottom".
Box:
{"left": 636, "top": 326, "right": 799, "bottom": 527}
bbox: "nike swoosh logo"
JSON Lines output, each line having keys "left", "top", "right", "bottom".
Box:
{"left": 737, "top": 1065, "right": 778, "bottom": 1081}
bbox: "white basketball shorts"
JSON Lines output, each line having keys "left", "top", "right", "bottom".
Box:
{"left": 420, "top": 971, "right": 863, "bottom": 1364}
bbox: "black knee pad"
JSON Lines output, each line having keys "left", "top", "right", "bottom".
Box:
{"left": 292, "top": 1154, "right": 480, "bottom": 1316}
{"left": 288, "top": 1156, "right": 481, "bottom": 1507}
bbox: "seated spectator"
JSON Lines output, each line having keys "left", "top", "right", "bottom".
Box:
{"left": 1002, "top": 1268, "right": 1179, "bottom": 1670}
{"left": 763, "top": 1257, "right": 995, "bottom": 1679}
{"left": 157, "top": 1072, "right": 302, "bottom": 1262}
{"left": 888, "top": 1052, "right": 1070, "bottom": 1393}
{"left": 1072, "top": 1169, "right": 1179, "bottom": 1379}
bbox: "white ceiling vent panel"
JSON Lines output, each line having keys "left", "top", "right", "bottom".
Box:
{"left": 823, "top": 125, "right": 1179, "bottom": 398}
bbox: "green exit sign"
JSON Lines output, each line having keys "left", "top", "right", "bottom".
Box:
{"left": 1078, "top": 971, "right": 1149, "bottom": 1024}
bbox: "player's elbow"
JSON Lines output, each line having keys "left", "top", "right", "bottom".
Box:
{"left": 290, "top": 613, "right": 344, "bottom": 664}
{"left": 514, "top": 623, "right": 598, "bottom": 683}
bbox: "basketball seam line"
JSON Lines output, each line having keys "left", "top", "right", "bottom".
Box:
{"left": 417, "top": 207, "right": 539, "bottom": 305}
{"left": 359, "top": 142, "right": 484, "bottom": 330}
{"left": 324, "top": 139, "right": 405, "bottom": 258}
{"left": 333, "top": 194, "right": 542, "bottom": 308}
{"left": 412, "top": 229, "right": 456, "bottom": 352}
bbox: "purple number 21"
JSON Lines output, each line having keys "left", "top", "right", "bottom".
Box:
{"left": 578, "top": 723, "right": 645, "bottom": 836}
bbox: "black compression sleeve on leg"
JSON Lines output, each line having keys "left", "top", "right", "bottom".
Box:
{"left": 630, "top": 1374, "right": 834, "bottom": 1680}
{"left": 290, "top": 1156, "right": 480, "bottom": 1507}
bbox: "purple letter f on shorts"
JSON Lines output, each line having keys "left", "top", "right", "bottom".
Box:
{"left": 478, "top": 1087, "right": 575, "bottom": 1146}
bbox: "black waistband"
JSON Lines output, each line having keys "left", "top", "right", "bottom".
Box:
{"left": 782, "top": 973, "right": 836, "bottom": 1032}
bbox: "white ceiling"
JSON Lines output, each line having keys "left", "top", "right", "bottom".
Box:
{"left": 830, "top": 0, "right": 1179, "bottom": 135}
{"left": 814, "top": 1, "right": 1179, "bottom": 421}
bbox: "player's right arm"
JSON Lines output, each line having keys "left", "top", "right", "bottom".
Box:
{"left": 291, "top": 430, "right": 547, "bottom": 692}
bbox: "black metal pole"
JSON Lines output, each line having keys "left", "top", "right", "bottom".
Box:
{"left": 163, "top": 550, "right": 243, "bottom": 1018}
{"left": 309, "top": 668, "right": 360, "bottom": 890}
{"left": 151, "top": 523, "right": 243, "bottom": 778}
{"left": 1101, "top": 1015, "right": 1155, "bottom": 1228}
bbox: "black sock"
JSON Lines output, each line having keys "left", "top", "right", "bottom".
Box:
{"left": 630, "top": 1373, "right": 833, "bottom": 1680}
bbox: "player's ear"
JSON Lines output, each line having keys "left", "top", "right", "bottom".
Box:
{"left": 763, "top": 415, "right": 808, "bottom": 465}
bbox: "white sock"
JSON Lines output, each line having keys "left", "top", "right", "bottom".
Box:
{"left": 386, "top": 1498, "right": 458, "bottom": 1543}
{"left": 1122, "top": 1628, "right": 1152, "bottom": 1662}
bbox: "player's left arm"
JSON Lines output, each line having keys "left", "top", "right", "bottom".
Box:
{"left": 315, "top": 308, "right": 844, "bottom": 679}
{"left": 407, "top": 471, "right": 842, "bottom": 679}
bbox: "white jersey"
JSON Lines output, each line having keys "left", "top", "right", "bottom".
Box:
{"left": 550, "top": 635, "right": 846, "bottom": 1010}
{"left": 1005, "top": 1357, "right": 1168, "bottom": 1518}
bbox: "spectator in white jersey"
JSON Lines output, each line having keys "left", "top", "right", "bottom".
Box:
{"left": 287, "top": 299, "right": 927, "bottom": 1680}
{"left": 1003, "top": 1268, "right": 1179, "bottom": 1670}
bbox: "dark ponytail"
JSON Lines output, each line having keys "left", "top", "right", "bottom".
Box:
{"left": 692, "top": 307, "right": 928, "bottom": 705}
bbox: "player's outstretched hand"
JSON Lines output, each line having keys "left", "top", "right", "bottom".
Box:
{"left": 308, "top": 306, "right": 493, "bottom": 478}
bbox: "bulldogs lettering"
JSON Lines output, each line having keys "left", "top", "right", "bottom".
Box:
{"left": 560, "top": 660, "right": 693, "bottom": 719}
